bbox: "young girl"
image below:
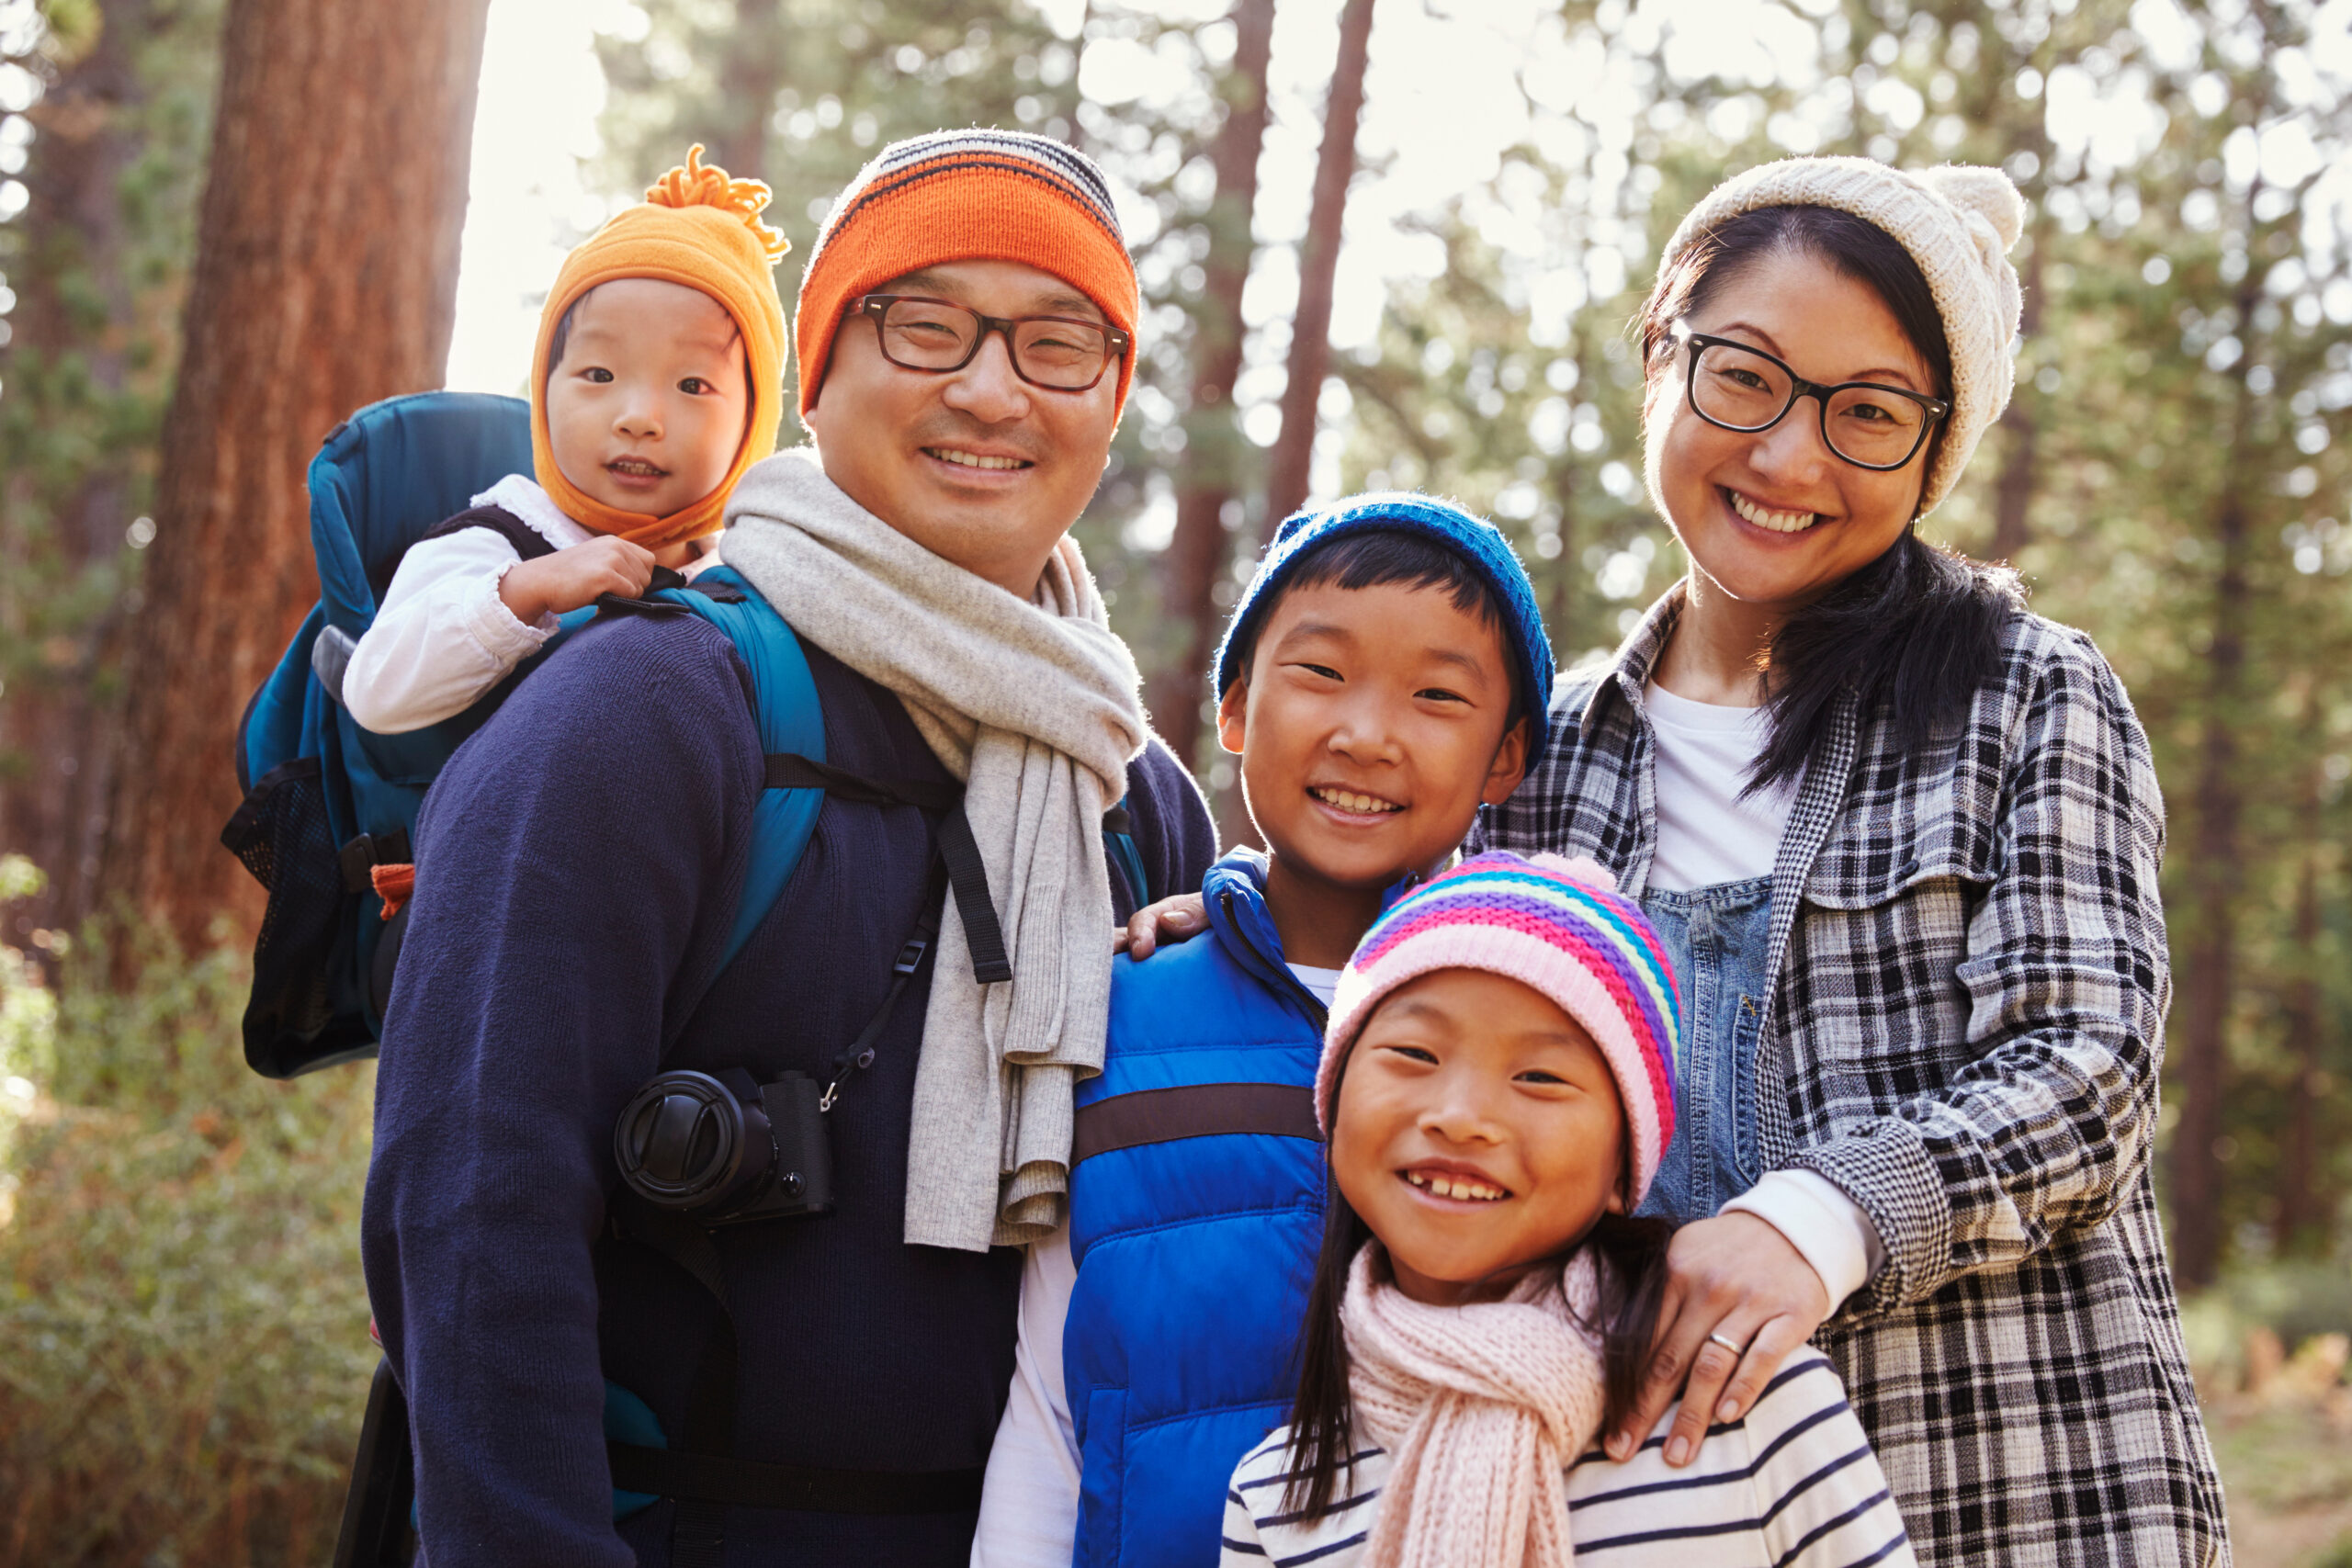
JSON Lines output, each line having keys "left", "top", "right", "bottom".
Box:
{"left": 342, "top": 146, "right": 788, "bottom": 734}
{"left": 1221, "top": 852, "right": 1914, "bottom": 1567}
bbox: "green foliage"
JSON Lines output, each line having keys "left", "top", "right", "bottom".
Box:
{"left": 0, "top": 931, "right": 373, "bottom": 1566}
{"left": 0, "top": 0, "right": 223, "bottom": 749}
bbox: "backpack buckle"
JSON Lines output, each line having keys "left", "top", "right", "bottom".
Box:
{"left": 337, "top": 829, "right": 413, "bottom": 895}
{"left": 892, "top": 938, "right": 928, "bottom": 977}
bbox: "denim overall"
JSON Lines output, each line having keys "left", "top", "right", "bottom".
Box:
{"left": 1636, "top": 876, "right": 1773, "bottom": 1224}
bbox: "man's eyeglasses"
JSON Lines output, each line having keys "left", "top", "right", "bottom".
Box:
{"left": 849, "top": 295, "right": 1130, "bottom": 391}
{"left": 1672, "top": 321, "right": 1950, "bottom": 472}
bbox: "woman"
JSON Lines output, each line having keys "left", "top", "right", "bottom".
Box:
{"left": 1476, "top": 157, "right": 2229, "bottom": 1565}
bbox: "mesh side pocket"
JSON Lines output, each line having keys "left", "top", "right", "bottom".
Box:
{"left": 220, "top": 759, "right": 349, "bottom": 1075}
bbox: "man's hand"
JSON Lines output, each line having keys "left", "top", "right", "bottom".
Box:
{"left": 1114, "top": 891, "right": 1208, "bottom": 957}
{"left": 1609, "top": 1211, "right": 1831, "bottom": 1466}
{"left": 499, "top": 536, "right": 659, "bottom": 625}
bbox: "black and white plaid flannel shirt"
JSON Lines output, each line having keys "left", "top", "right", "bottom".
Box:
{"left": 1479, "top": 587, "right": 2230, "bottom": 1568}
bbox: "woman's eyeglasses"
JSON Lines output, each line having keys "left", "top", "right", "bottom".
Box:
{"left": 1672, "top": 321, "right": 1950, "bottom": 472}
{"left": 848, "top": 295, "right": 1130, "bottom": 391}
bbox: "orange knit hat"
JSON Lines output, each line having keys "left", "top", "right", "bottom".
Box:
{"left": 531, "top": 146, "right": 790, "bottom": 550}
{"left": 795, "top": 130, "right": 1139, "bottom": 422}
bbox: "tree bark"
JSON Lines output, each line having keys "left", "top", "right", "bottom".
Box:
{"left": 0, "top": 0, "right": 158, "bottom": 952}
{"left": 2271, "top": 749, "right": 2324, "bottom": 1255}
{"left": 2167, "top": 265, "right": 2263, "bottom": 1290}
{"left": 1141, "top": 0, "right": 1275, "bottom": 767}
{"left": 714, "top": 0, "right": 787, "bottom": 182}
{"left": 1261, "top": 0, "right": 1374, "bottom": 530}
{"left": 98, "top": 0, "right": 493, "bottom": 953}
{"left": 1987, "top": 164, "right": 2048, "bottom": 561}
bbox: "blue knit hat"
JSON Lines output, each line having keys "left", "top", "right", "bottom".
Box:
{"left": 1214, "top": 493, "right": 1556, "bottom": 762}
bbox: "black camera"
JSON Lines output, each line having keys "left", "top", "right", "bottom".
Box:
{"left": 613, "top": 1067, "right": 833, "bottom": 1225}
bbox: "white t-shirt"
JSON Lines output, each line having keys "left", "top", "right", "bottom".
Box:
{"left": 1641, "top": 678, "right": 1883, "bottom": 1305}
{"left": 1641, "top": 679, "right": 1796, "bottom": 892}
{"left": 1286, "top": 963, "right": 1342, "bottom": 1007}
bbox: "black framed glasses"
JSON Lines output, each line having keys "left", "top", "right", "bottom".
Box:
{"left": 849, "top": 295, "right": 1131, "bottom": 391}
{"left": 1672, "top": 321, "right": 1950, "bottom": 472}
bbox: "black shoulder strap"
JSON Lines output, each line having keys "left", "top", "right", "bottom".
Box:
{"left": 758, "top": 754, "right": 1010, "bottom": 983}
{"left": 421, "top": 503, "right": 561, "bottom": 562}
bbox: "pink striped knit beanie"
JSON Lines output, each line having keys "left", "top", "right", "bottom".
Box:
{"left": 1318, "top": 851, "right": 1683, "bottom": 1206}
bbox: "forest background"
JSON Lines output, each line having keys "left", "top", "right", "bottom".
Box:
{"left": 2, "top": 0, "right": 2351, "bottom": 1561}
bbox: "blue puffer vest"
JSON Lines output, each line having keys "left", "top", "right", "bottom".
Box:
{"left": 1064, "top": 849, "right": 1329, "bottom": 1568}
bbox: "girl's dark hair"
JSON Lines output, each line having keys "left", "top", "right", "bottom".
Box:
{"left": 1230, "top": 529, "right": 1528, "bottom": 733}
{"left": 1633, "top": 204, "right": 2024, "bottom": 792}
{"left": 1278, "top": 1047, "right": 1674, "bottom": 1517}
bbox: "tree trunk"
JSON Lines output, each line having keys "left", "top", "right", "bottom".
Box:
{"left": 714, "top": 0, "right": 787, "bottom": 182}
{"left": 1987, "top": 181, "right": 2048, "bottom": 561}
{"left": 1261, "top": 0, "right": 1374, "bottom": 530}
{"left": 98, "top": 0, "right": 493, "bottom": 953}
{"left": 2167, "top": 268, "right": 2263, "bottom": 1290}
{"left": 1141, "top": 0, "right": 1275, "bottom": 767}
{"left": 2271, "top": 749, "right": 2324, "bottom": 1255}
{"left": 0, "top": 0, "right": 156, "bottom": 953}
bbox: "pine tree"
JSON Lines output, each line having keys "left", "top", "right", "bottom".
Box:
{"left": 99, "top": 0, "right": 496, "bottom": 952}
{"left": 0, "top": 0, "right": 224, "bottom": 952}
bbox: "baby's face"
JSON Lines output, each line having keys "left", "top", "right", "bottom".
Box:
{"left": 546, "top": 278, "right": 748, "bottom": 517}
{"left": 1331, "top": 967, "right": 1628, "bottom": 1307}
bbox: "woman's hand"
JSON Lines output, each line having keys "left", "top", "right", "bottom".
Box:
{"left": 1609, "top": 1212, "right": 1831, "bottom": 1466}
{"left": 1114, "top": 892, "right": 1207, "bottom": 957}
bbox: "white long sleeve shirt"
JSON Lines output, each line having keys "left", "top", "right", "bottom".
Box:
{"left": 341, "top": 475, "right": 592, "bottom": 735}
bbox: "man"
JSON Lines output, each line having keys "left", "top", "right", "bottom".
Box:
{"left": 362, "top": 130, "right": 1216, "bottom": 1568}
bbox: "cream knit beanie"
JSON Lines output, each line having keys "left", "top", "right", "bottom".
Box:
{"left": 1659, "top": 156, "right": 2026, "bottom": 516}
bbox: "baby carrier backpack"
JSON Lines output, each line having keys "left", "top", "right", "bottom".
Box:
{"left": 220, "top": 390, "right": 1151, "bottom": 1564}
{"left": 220, "top": 389, "right": 988, "bottom": 1076}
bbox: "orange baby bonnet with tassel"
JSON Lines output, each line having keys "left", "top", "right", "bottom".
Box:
{"left": 529, "top": 146, "right": 791, "bottom": 550}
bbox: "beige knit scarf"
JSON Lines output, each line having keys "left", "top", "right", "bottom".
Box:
{"left": 1344, "top": 1244, "right": 1608, "bottom": 1568}
{"left": 720, "top": 449, "right": 1148, "bottom": 1252}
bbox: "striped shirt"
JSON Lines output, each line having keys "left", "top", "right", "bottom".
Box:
{"left": 1220, "top": 1350, "right": 1915, "bottom": 1568}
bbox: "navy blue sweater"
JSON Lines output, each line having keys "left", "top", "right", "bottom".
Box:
{"left": 361, "top": 611, "right": 1215, "bottom": 1568}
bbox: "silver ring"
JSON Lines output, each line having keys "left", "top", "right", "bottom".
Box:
{"left": 1706, "top": 1331, "right": 1747, "bottom": 1356}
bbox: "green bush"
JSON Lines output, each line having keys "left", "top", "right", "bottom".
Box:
{"left": 2180, "top": 1258, "right": 2352, "bottom": 1394}
{"left": 0, "top": 925, "right": 375, "bottom": 1567}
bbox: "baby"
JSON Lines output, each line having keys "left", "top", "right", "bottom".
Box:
{"left": 1222, "top": 852, "right": 1916, "bottom": 1567}
{"left": 344, "top": 147, "right": 788, "bottom": 733}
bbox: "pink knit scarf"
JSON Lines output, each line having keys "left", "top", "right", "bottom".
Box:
{"left": 1343, "top": 1244, "right": 1607, "bottom": 1568}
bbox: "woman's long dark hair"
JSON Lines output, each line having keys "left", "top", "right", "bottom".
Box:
{"left": 1634, "top": 204, "right": 2025, "bottom": 793}
{"left": 1278, "top": 1050, "right": 1675, "bottom": 1517}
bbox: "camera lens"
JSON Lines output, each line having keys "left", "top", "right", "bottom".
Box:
{"left": 615, "top": 1071, "right": 750, "bottom": 1209}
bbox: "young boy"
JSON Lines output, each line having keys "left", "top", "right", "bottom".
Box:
{"left": 343, "top": 146, "right": 788, "bottom": 733}
{"left": 969, "top": 494, "right": 1555, "bottom": 1568}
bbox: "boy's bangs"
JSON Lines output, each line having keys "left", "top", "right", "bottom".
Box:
{"left": 1238, "top": 529, "right": 1521, "bottom": 723}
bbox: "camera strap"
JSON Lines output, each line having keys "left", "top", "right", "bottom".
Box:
{"left": 819, "top": 858, "right": 951, "bottom": 1111}
{"left": 605, "top": 824, "right": 989, "bottom": 1557}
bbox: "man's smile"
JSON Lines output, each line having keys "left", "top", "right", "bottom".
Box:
{"left": 923, "top": 446, "right": 1034, "bottom": 471}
